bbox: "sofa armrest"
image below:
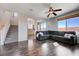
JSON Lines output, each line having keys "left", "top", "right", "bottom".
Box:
{"left": 70, "top": 35, "right": 77, "bottom": 44}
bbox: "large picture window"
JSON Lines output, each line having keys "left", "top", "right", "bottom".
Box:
{"left": 58, "top": 17, "right": 79, "bottom": 32}
{"left": 58, "top": 20, "right": 66, "bottom": 31}
{"left": 40, "top": 22, "right": 46, "bottom": 30}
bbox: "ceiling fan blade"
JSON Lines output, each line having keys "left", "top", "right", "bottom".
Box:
{"left": 54, "top": 9, "right": 62, "bottom": 11}
{"left": 53, "top": 12, "right": 57, "bottom": 16}
{"left": 47, "top": 13, "right": 50, "bottom": 17}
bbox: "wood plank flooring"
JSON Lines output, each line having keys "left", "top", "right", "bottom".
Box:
{"left": 0, "top": 35, "right": 79, "bottom": 56}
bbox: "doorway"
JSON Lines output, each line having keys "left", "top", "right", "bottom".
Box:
{"left": 27, "top": 18, "right": 36, "bottom": 39}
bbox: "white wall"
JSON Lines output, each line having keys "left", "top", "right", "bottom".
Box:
{"left": 46, "top": 19, "right": 58, "bottom": 31}
{"left": 18, "top": 15, "right": 28, "bottom": 41}
{"left": 0, "top": 11, "right": 11, "bottom": 45}
{"left": 1, "top": 24, "right": 10, "bottom": 45}
{"left": 10, "top": 13, "right": 18, "bottom": 26}
{"left": 10, "top": 17, "right": 18, "bottom": 25}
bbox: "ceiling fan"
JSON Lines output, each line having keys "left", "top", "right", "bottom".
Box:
{"left": 46, "top": 6, "right": 62, "bottom": 18}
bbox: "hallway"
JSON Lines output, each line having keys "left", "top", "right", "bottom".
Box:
{"left": 5, "top": 25, "right": 18, "bottom": 44}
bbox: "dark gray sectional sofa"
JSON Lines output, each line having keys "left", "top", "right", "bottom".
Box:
{"left": 36, "top": 31, "right": 77, "bottom": 45}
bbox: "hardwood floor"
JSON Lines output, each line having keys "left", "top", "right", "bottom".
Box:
{"left": 0, "top": 36, "right": 79, "bottom": 56}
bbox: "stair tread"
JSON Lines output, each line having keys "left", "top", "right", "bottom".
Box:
{"left": 5, "top": 26, "right": 18, "bottom": 44}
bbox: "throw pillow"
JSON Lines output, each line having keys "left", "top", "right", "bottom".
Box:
{"left": 64, "top": 33, "right": 74, "bottom": 39}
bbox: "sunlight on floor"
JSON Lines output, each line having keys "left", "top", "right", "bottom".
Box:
{"left": 55, "top": 45, "right": 72, "bottom": 56}
{"left": 53, "top": 42, "right": 59, "bottom": 46}
{"left": 41, "top": 43, "right": 49, "bottom": 55}
{"left": 28, "top": 39, "right": 34, "bottom": 50}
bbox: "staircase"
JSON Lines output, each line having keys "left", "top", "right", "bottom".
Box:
{"left": 5, "top": 26, "right": 18, "bottom": 44}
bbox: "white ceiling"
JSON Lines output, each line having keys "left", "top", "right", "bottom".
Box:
{"left": 0, "top": 3, "right": 79, "bottom": 20}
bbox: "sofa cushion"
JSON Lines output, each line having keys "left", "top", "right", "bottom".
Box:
{"left": 64, "top": 33, "right": 74, "bottom": 39}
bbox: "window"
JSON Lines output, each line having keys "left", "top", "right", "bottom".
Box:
{"left": 58, "top": 20, "right": 66, "bottom": 31}
{"left": 67, "top": 17, "right": 79, "bottom": 31}
{"left": 58, "top": 17, "right": 79, "bottom": 32}
{"left": 40, "top": 22, "right": 46, "bottom": 30}
{"left": 28, "top": 23, "right": 33, "bottom": 29}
